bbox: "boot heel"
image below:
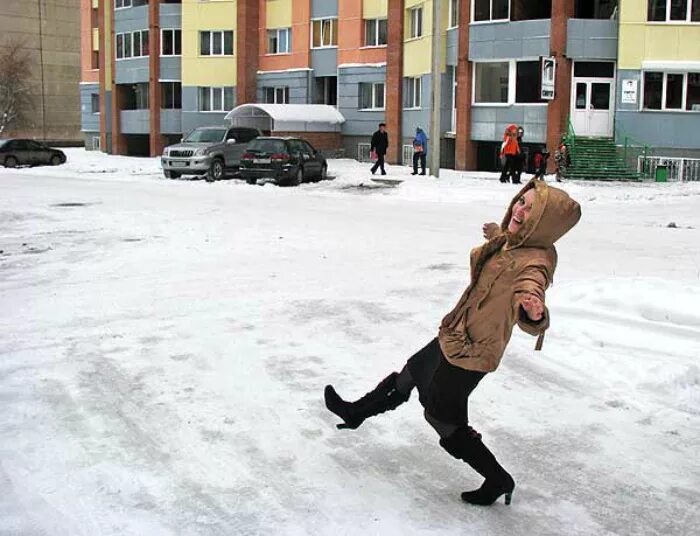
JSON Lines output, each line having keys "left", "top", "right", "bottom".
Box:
{"left": 504, "top": 492, "right": 512, "bottom": 506}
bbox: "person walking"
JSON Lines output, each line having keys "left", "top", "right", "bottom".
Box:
{"left": 370, "top": 123, "right": 389, "bottom": 175}
{"left": 499, "top": 124, "right": 521, "bottom": 184}
{"left": 514, "top": 126, "right": 525, "bottom": 184}
{"left": 324, "top": 179, "right": 581, "bottom": 506}
{"left": 412, "top": 127, "right": 428, "bottom": 176}
{"left": 533, "top": 147, "right": 549, "bottom": 180}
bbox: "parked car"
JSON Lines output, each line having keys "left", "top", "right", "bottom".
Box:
{"left": 161, "top": 126, "right": 262, "bottom": 181}
{"left": 239, "top": 137, "right": 328, "bottom": 186}
{"left": 0, "top": 139, "right": 66, "bottom": 168}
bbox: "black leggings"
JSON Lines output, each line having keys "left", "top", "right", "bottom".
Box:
{"left": 395, "top": 365, "right": 461, "bottom": 439}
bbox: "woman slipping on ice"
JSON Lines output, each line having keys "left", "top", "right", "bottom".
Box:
{"left": 324, "top": 178, "right": 581, "bottom": 506}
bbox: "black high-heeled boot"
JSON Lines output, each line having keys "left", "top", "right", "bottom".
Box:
{"left": 324, "top": 372, "right": 410, "bottom": 430}
{"left": 440, "top": 426, "right": 515, "bottom": 506}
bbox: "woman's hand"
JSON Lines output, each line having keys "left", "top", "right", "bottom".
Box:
{"left": 482, "top": 222, "right": 500, "bottom": 240}
{"left": 520, "top": 294, "right": 544, "bottom": 321}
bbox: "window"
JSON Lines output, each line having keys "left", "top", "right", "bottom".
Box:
{"left": 359, "top": 82, "right": 385, "bottom": 110}
{"left": 515, "top": 61, "right": 546, "bottom": 103}
{"left": 314, "top": 76, "right": 337, "bottom": 105}
{"left": 473, "top": 0, "right": 510, "bottom": 22}
{"left": 448, "top": 0, "right": 459, "bottom": 28}
{"left": 121, "top": 83, "right": 149, "bottom": 110}
{"left": 643, "top": 71, "right": 700, "bottom": 111}
{"left": 403, "top": 77, "right": 422, "bottom": 108}
{"left": 267, "top": 28, "right": 291, "bottom": 54}
{"left": 161, "top": 29, "right": 181, "bottom": 56}
{"left": 200, "top": 31, "right": 234, "bottom": 56}
{"left": 474, "top": 62, "right": 509, "bottom": 103}
{"left": 161, "top": 82, "right": 182, "bottom": 110}
{"left": 115, "top": 30, "right": 148, "bottom": 59}
{"left": 263, "top": 86, "right": 290, "bottom": 104}
{"left": 311, "top": 18, "right": 338, "bottom": 48}
{"left": 91, "top": 93, "right": 100, "bottom": 114}
{"left": 647, "top": 0, "right": 700, "bottom": 22}
{"left": 409, "top": 7, "right": 423, "bottom": 38}
{"left": 198, "top": 87, "right": 234, "bottom": 111}
{"left": 115, "top": 0, "right": 131, "bottom": 8}
{"left": 364, "top": 18, "right": 387, "bottom": 46}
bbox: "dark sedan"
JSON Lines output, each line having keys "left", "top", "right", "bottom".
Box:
{"left": 0, "top": 139, "right": 67, "bottom": 168}
{"left": 239, "top": 137, "right": 327, "bottom": 186}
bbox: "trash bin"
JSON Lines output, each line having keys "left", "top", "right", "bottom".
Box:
{"left": 655, "top": 165, "right": 668, "bottom": 182}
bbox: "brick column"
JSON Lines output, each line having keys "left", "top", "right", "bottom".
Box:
{"left": 386, "top": 0, "right": 404, "bottom": 165}
{"left": 237, "top": 0, "right": 259, "bottom": 105}
{"left": 148, "top": 0, "right": 164, "bottom": 156}
{"left": 455, "top": 0, "right": 476, "bottom": 170}
{"left": 546, "top": 0, "right": 575, "bottom": 171}
{"left": 98, "top": 0, "right": 107, "bottom": 152}
{"left": 109, "top": 0, "right": 127, "bottom": 155}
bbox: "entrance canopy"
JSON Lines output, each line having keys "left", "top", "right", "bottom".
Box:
{"left": 224, "top": 104, "right": 345, "bottom": 133}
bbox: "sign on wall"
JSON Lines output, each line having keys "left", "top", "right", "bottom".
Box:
{"left": 540, "top": 57, "right": 556, "bottom": 100}
{"left": 621, "top": 79, "right": 638, "bottom": 104}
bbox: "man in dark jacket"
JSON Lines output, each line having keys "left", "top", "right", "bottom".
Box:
{"left": 370, "top": 123, "right": 388, "bottom": 175}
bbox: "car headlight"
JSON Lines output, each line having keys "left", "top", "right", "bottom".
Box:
{"left": 194, "top": 148, "right": 207, "bottom": 157}
{"left": 162, "top": 148, "right": 169, "bottom": 157}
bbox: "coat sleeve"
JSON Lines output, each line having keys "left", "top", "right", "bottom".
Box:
{"left": 513, "top": 265, "right": 550, "bottom": 336}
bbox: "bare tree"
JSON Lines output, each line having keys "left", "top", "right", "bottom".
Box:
{"left": 0, "top": 39, "right": 33, "bottom": 136}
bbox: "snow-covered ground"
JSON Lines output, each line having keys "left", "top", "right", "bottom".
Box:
{"left": 1, "top": 150, "right": 699, "bottom": 535}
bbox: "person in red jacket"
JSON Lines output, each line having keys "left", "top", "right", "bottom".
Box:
{"left": 499, "top": 124, "right": 521, "bottom": 184}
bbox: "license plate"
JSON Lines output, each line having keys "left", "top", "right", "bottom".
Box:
{"left": 171, "top": 161, "right": 188, "bottom": 167}
{"left": 253, "top": 158, "right": 271, "bottom": 164}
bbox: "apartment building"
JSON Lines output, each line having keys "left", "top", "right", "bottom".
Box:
{"left": 1, "top": 0, "right": 81, "bottom": 142}
{"left": 80, "top": 1, "right": 700, "bottom": 169}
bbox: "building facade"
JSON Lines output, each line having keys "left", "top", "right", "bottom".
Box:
{"left": 1, "top": 0, "right": 81, "bottom": 142}
{"left": 80, "top": 0, "right": 700, "bottom": 168}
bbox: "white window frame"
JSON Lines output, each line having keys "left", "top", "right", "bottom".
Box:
{"left": 200, "top": 30, "right": 234, "bottom": 57}
{"left": 448, "top": 0, "right": 460, "bottom": 28}
{"left": 471, "top": 59, "right": 550, "bottom": 107}
{"left": 161, "top": 28, "right": 181, "bottom": 57}
{"left": 641, "top": 71, "right": 700, "bottom": 112}
{"left": 471, "top": 0, "right": 511, "bottom": 24}
{"left": 408, "top": 7, "right": 423, "bottom": 39}
{"left": 363, "top": 18, "right": 388, "bottom": 47}
{"left": 161, "top": 81, "right": 182, "bottom": 110}
{"left": 263, "top": 86, "right": 290, "bottom": 104}
{"left": 267, "top": 27, "right": 291, "bottom": 55}
{"left": 359, "top": 82, "right": 386, "bottom": 110}
{"left": 198, "top": 86, "right": 235, "bottom": 112}
{"left": 311, "top": 18, "right": 338, "bottom": 49}
{"left": 91, "top": 93, "right": 100, "bottom": 114}
{"left": 115, "top": 0, "right": 132, "bottom": 10}
{"left": 404, "top": 76, "right": 422, "bottom": 109}
{"left": 647, "top": 0, "right": 700, "bottom": 23}
{"left": 115, "top": 30, "right": 149, "bottom": 60}
{"left": 92, "top": 136, "right": 101, "bottom": 151}
{"left": 450, "top": 66, "right": 457, "bottom": 132}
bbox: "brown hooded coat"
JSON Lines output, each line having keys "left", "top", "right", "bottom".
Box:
{"left": 437, "top": 179, "right": 581, "bottom": 373}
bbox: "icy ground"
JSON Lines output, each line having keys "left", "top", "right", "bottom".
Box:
{"left": 1, "top": 150, "right": 699, "bottom": 536}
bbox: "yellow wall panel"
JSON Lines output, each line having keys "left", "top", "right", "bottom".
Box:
{"left": 266, "top": 0, "right": 292, "bottom": 29}
{"left": 619, "top": 0, "right": 646, "bottom": 23}
{"left": 362, "top": 0, "right": 387, "bottom": 19}
{"left": 92, "top": 28, "right": 99, "bottom": 51}
{"left": 182, "top": 0, "right": 237, "bottom": 86}
{"left": 619, "top": 25, "right": 700, "bottom": 69}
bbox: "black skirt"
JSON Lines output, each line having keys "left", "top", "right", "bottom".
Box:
{"left": 406, "top": 338, "right": 486, "bottom": 425}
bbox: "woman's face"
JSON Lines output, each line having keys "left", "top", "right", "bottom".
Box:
{"left": 508, "top": 188, "right": 536, "bottom": 234}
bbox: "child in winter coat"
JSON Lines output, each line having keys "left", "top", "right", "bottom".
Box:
{"left": 499, "top": 124, "right": 521, "bottom": 184}
{"left": 324, "top": 178, "right": 581, "bottom": 506}
{"left": 534, "top": 148, "right": 549, "bottom": 180}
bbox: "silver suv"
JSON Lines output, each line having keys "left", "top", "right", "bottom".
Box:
{"left": 161, "top": 126, "right": 263, "bottom": 181}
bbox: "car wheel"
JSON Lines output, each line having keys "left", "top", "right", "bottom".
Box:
{"left": 50, "top": 155, "right": 62, "bottom": 166}
{"left": 164, "top": 170, "right": 181, "bottom": 179}
{"left": 291, "top": 167, "right": 304, "bottom": 186}
{"left": 207, "top": 159, "right": 224, "bottom": 182}
{"left": 4, "top": 156, "right": 18, "bottom": 168}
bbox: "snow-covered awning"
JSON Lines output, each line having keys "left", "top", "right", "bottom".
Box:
{"left": 224, "top": 104, "right": 345, "bottom": 133}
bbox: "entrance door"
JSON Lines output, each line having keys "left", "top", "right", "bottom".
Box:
{"left": 571, "top": 61, "right": 616, "bottom": 137}
{"left": 572, "top": 79, "right": 614, "bottom": 137}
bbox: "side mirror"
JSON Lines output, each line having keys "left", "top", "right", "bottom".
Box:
{"left": 226, "top": 138, "right": 237, "bottom": 144}
{"left": 180, "top": 138, "right": 184, "bottom": 142}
